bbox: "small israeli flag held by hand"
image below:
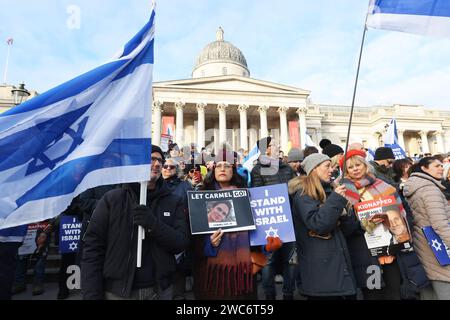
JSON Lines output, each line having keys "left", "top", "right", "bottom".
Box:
{"left": 0, "top": 8, "right": 156, "bottom": 230}
{"left": 422, "top": 224, "right": 450, "bottom": 266}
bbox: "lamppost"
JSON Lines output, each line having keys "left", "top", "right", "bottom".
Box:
{"left": 11, "top": 82, "right": 30, "bottom": 105}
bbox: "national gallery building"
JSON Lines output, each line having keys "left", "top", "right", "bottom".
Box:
{"left": 1, "top": 28, "right": 449, "bottom": 156}
{"left": 151, "top": 28, "right": 450, "bottom": 155}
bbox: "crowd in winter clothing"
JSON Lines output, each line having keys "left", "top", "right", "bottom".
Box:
{"left": 1, "top": 138, "right": 450, "bottom": 300}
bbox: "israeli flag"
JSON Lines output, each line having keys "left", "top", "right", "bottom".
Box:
{"left": 384, "top": 118, "right": 407, "bottom": 160}
{"left": 367, "top": 0, "right": 450, "bottom": 38}
{"left": 0, "top": 9, "right": 155, "bottom": 230}
{"left": 242, "top": 143, "right": 260, "bottom": 173}
{"left": 305, "top": 132, "right": 317, "bottom": 148}
{"left": 366, "top": 148, "right": 375, "bottom": 162}
{"left": 423, "top": 224, "right": 450, "bottom": 266}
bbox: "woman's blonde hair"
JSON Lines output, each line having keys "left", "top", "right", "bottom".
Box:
{"left": 344, "top": 155, "right": 373, "bottom": 178}
{"left": 299, "top": 170, "right": 327, "bottom": 203}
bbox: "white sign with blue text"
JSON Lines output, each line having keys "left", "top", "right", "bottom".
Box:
{"left": 248, "top": 184, "right": 296, "bottom": 246}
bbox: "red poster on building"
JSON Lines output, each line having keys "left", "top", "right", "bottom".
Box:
{"left": 289, "top": 121, "right": 300, "bottom": 148}
{"left": 162, "top": 116, "right": 175, "bottom": 138}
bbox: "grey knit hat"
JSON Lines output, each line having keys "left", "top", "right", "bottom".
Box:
{"left": 301, "top": 153, "right": 331, "bottom": 176}
{"left": 288, "top": 148, "right": 304, "bottom": 162}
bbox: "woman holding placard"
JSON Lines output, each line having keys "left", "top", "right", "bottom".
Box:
{"left": 340, "top": 150, "right": 428, "bottom": 300}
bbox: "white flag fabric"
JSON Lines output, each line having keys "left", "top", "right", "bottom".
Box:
{"left": 242, "top": 143, "right": 260, "bottom": 173}
{"left": 367, "top": 0, "right": 450, "bottom": 38}
{"left": 0, "top": 9, "right": 155, "bottom": 230}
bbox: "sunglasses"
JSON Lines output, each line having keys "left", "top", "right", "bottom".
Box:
{"left": 163, "top": 164, "right": 176, "bottom": 170}
{"left": 189, "top": 169, "right": 200, "bottom": 174}
{"left": 151, "top": 157, "right": 164, "bottom": 164}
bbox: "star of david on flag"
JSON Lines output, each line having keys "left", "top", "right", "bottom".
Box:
{"left": 0, "top": 8, "right": 155, "bottom": 230}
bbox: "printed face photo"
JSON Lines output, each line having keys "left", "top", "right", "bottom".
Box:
{"left": 206, "top": 200, "right": 237, "bottom": 228}
{"left": 385, "top": 209, "right": 410, "bottom": 244}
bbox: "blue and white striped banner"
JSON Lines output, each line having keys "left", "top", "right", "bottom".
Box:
{"left": 0, "top": 9, "right": 155, "bottom": 230}
{"left": 367, "top": 0, "right": 450, "bottom": 38}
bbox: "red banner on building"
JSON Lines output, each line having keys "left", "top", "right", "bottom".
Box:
{"left": 162, "top": 116, "right": 175, "bottom": 138}
{"left": 289, "top": 121, "right": 299, "bottom": 148}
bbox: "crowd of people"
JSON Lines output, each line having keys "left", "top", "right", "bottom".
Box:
{"left": 1, "top": 137, "right": 449, "bottom": 300}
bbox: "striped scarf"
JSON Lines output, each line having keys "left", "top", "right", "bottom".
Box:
{"left": 205, "top": 231, "right": 253, "bottom": 297}
{"left": 341, "top": 174, "right": 401, "bottom": 206}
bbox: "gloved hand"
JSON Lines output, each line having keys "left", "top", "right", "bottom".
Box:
{"left": 360, "top": 218, "right": 377, "bottom": 234}
{"left": 265, "top": 236, "right": 283, "bottom": 252}
{"left": 132, "top": 205, "right": 156, "bottom": 229}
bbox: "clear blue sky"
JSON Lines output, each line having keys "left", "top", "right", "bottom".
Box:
{"left": 1, "top": 0, "right": 450, "bottom": 109}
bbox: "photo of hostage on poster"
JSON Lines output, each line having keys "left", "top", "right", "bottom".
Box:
{"left": 355, "top": 195, "right": 412, "bottom": 256}
{"left": 188, "top": 189, "right": 256, "bottom": 234}
{"left": 248, "top": 183, "right": 296, "bottom": 246}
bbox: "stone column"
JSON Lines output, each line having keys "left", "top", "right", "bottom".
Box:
{"left": 397, "top": 129, "right": 406, "bottom": 150}
{"left": 258, "top": 105, "right": 269, "bottom": 139}
{"left": 196, "top": 103, "right": 206, "bottom": 149}
{"left": 152, "top": 101, "right": 163, "bottom": 146}
{"left": 278, "top": 106, "right": 289, "bottom": 152}
{"left": 175, "top": 102, "right": 185, "bottom": 146}
{"left": 297, "top": 106, "right": 308, "bottom": 149}
{"left": 435, "top": 131, "right": 445, "bottom": 154}
{"left": 217, "top": 103, "right": 228, "bottom": 145}
{"left": 238, "top": 104, "right": 249, "bottom": 151}
{"left": 419, "top": 130, "right": 430, "bottom": 154}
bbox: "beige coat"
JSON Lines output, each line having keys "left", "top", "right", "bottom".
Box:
{"left": 403, "top": 172, "right": 450, "bottom": 282}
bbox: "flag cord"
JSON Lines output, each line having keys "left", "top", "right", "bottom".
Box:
{"left": 341, "top": 17, "right": 369, "bottom": 179}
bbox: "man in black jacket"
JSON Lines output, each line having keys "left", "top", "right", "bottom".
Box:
{"left": 81, "top": 145, "right": 189, "bottom": 300}
{"left": 251, "top": 137, "right": 297, "bottom": 300}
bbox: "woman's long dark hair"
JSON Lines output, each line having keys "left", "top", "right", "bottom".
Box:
{"left": 409, "top": 156, "right": 438, "bottom": 175}
{"left": 201, "top": 165, "right": 245, "bottom": 190}
{"left": 393, "top": 158, "right": 413, "bottom": 182}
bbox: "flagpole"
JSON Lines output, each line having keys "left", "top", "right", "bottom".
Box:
{"left": 136, "top": 0, "right": 156, "bottom": 268}
{"left": 3, "top": 43, "right": 11, "bottom": 84}
{"left": 341, "top": 6, "right": 370, "bottom": 178}
{"left": 137, "top": 181, "right": 147, "bottom": 268}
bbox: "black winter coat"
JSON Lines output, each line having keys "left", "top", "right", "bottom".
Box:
{"left": 81, "top": 179, "right": 189, "bottom": 299}
{"left": 292, "top": 184, "right": 357, "bottom": 297}
{"left": 251, "top": 157, "right": 295, "bottom": 187}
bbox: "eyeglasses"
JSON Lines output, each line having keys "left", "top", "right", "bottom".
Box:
{"left": 189, "top": 169, "right": 200, "bottom": 174}
{"left": 151, "top": 157, "right": 164, "bottom": 164}
{"left": 215, "top": 163, "right": 233, "bottom": 170}
{"left": 163, "top": 164, "right": 176, "bottom": 170}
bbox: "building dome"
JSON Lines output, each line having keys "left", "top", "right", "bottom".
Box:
{"left": 192, "top": 28, "right": 250, "bottom": 78}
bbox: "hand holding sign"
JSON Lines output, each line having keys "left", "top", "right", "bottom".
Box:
{"left": 265, "top": 236, "right": 282, "bottom": 252}
{"left": 210, "top": 229, "right": 224, "bottom": 247}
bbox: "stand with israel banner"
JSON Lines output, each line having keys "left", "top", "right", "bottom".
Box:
{"left": 248, "top": 183, "right": 296, "bottom": 246}
{"left": 384, "top": 119, "right": 406, "bottom": 160}
{"left": 59, "top": 216, "right": 82, "bottom": 254}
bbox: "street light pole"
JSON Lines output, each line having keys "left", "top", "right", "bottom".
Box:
{"left": 11, "top": 82, "right": 30, "bottom": 105}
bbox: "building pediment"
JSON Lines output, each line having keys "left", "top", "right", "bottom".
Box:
{"left": 154, "top": 75, "right": 310, "bottom": 96}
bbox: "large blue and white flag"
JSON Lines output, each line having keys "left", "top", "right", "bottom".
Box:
{"left": 305, "top": 132, "right": 317, "bottom": 148}
{"left": 0, "top": 9, "right": 155, "bottom": 230}
{"left": 367, "top": 0, "right": 450, "bottom": 38}
{"left": 242, "top": 143, "right": 260, "bottom": 173}
{"left": 384, "top": 118, "right": 407, "bottom": 159}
